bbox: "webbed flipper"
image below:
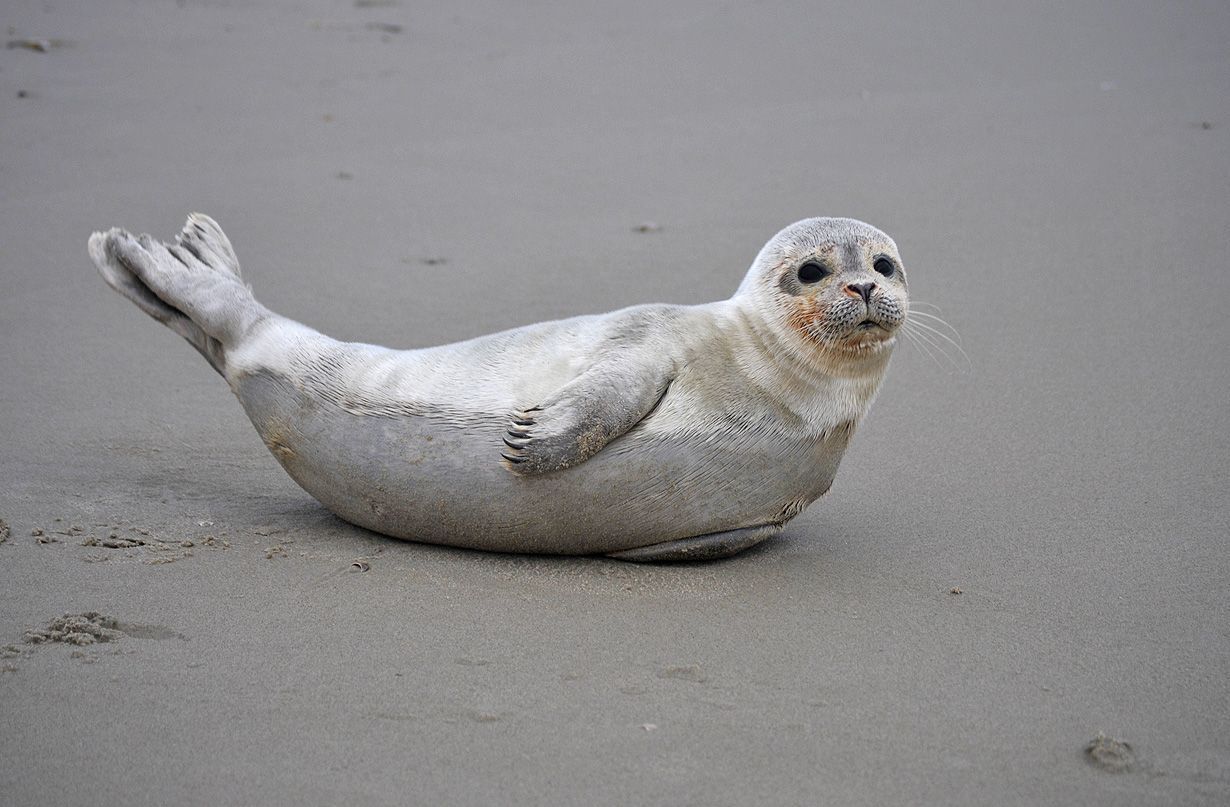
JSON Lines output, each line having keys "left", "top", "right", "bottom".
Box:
{"left": 501, "top": 356, "right": 673, "bottom": 475}
{"left": 88, "top": 214, "right": 263, "bottom": 375}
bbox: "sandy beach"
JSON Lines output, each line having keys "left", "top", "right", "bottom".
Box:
{"left": 1, "top": 0, "right": 1228, "bottom": 803}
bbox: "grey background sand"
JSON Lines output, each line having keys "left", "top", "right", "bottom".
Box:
{"left": 1, "top": 1, "right": 1228, "bottom": 804}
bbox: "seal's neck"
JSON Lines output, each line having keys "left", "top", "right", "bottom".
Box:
{"left": 718, "top": 301, "right": 892, "bottom": 429}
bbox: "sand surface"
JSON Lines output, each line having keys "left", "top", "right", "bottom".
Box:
{"left": 2, "top": 1, "right": 1228, "bottom": 804}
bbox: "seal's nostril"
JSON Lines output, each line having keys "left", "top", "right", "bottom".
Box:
{"left": 845, "top": 282, "right": 875, "bottom": 304}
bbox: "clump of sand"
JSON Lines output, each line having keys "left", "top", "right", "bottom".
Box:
{"left": 24, "top": 612, "right": 121, "bottom": 646}
{"left": 1086, "top": 732, "right": 1135, "bottom": 773}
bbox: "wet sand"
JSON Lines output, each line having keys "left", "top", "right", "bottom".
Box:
{"left": 1, "top": 1, "right": 1228, "bottom": 804}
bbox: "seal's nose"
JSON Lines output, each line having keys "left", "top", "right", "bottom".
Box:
{"left": 844, "top": 281, "right": 876, "bottom": 304}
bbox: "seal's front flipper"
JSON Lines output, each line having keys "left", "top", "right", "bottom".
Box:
{"left": 606, "top": 524, "right": 783, "bottom": 562}
{"left": 501, "top": 356, "right": 673, "bottom": 475}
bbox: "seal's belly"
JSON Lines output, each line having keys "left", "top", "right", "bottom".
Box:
{"left": 234, "top": 371, "right": 850, "bottom": 554}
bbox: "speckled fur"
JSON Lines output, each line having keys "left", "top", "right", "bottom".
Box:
{"left": 89, "top": 215, "right": 907, "bottom": 558}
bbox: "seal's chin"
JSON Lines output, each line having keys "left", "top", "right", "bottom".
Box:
{"left": 839, "top": 320, "right": 897, "bottom": 351}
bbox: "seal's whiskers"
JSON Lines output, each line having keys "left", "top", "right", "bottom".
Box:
{"left": 901, "top": 306, "right": 970, "bottom": 372}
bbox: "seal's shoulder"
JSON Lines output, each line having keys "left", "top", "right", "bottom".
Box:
{"left": 595, "top": 301, "right": 722, "bottom": 345}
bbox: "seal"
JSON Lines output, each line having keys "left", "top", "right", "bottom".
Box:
{"left": 88, "top": 215, "right": 907, "bottom": 560}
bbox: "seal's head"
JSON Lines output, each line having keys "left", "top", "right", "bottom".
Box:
{"left": 736, "top": 218, "right": 908, "bottom": 373}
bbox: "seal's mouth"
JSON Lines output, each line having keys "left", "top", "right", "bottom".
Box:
{"left": 838, "top": 318, "right": 896, "bottom": 351}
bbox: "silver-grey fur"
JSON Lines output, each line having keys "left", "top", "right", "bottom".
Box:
{"left": 88, "top": 214, "right": 908, "bottom": 560}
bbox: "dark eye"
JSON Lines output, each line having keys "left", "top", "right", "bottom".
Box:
{"left": 873, "top": 257, "right": 896, "bottom": 278}
{"left": 797, "top": 262, "right": 828, "bottom": 284}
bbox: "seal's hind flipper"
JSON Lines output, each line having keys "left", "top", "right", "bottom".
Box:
{"left": 176, "top": 213, "right": 242, "bottom": 280}
{"left": 605, "top": 524, "right": 783, "bottom": 562}
{"left": 88, "top": 214, "right": 265, "bottom": 376}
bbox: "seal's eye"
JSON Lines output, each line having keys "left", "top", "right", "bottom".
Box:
{"left": 873, "top": 258, "right": 896, "bottom": 278}
{"left": 797, "top": 262, "right": 828, "bottom": 284}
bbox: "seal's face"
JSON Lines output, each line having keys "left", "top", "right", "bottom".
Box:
{"left": 740, "top": 218, "right": 908, "bottom": 363}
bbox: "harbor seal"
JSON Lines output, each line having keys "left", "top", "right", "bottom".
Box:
{"left": 88, "top": 215, "right": 907, "bottom": 560}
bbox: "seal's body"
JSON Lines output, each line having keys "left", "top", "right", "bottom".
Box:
{"left": 89, "top": 215, "right": 907, "bottom": 560}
